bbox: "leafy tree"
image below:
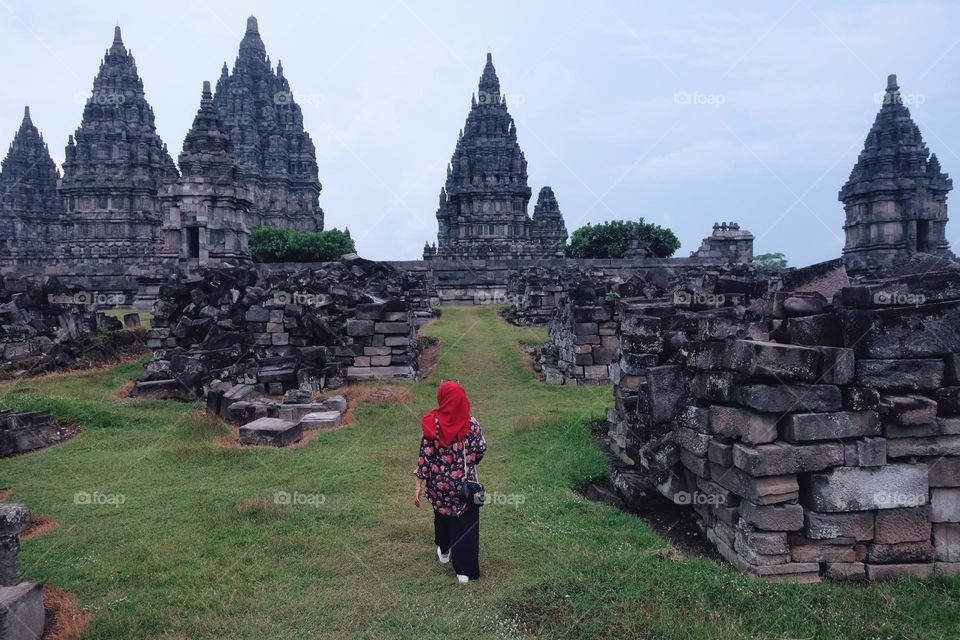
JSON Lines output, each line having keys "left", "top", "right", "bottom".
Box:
{"left": 249, "top": 227, "right": 356, "bottom": 263}
{"left": 564, "top": 220, "right": 680, "bottom": 259}
{"left": 753, "top": 252, "right": 789, "bottom": 272}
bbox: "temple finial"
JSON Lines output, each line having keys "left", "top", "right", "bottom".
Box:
{"left": 202, "top": 80, "right": 212, "bottom": 99}
{"left": 246, "top": 15, "right": 259, "bottom": 35}
{"left": 22, "top": 106, "right": 31, "bottom": 124}
{"left": 114, "top": 25, "right": 122, "bottom": 45}
{"left": 887, "top": 73, "right": 898, "bottom": 92}
{"left": 486, "top": 52, "right": 492, "bottom": 64}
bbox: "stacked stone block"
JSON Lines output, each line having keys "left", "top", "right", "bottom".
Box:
{"left": 607, "top": 268, "right": 960, "bottom": 582}
{"left": 134, "top": 259, "right": 421, "bottom": 400}
{"left": 0, "top": 504, "right": 44, "bottom": 640}
{"left": 541, "top": 298, "right": 619, "bottom": 385}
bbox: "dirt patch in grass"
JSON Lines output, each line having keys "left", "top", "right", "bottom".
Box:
{"left": 320, "top": 384, "right": 416, "bottom": 427}
{"left": 0, "top": 488, "right": 12, "bottom": 501}
{"left": 22, "top": 514, "right": 60, "bottom": 540}
{"left": 213, "top": 425, "right": 322, "bottom": 450}
{"left": 514, "top": 343, "right": 543, "bottom": 380}
{"left": 110, "top": 379, "right": 136, "bottom": 400}
{"left": 42, "top": 584, "right": 91, "bottom": 640}
{"left": 418, "top": 336, "right": 441, "bottom": 380}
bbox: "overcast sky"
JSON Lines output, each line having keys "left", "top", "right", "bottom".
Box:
{"left": 1, "top": 1, "right": 958, "bottom": 265}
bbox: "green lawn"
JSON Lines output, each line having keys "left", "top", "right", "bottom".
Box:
{"left": 2, "top": 306, "right": 959, "bottom": 639}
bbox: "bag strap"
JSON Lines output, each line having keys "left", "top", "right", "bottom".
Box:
{"left": 462, "top": 428, "right": 478, "bottom": 483}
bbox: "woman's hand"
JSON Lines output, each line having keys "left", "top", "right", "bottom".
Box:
{"left": 414, "top": 479, "right": 423, "bottom": 508}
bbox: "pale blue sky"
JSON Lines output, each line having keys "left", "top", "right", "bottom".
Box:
{"left": 1, "top": 1, "right": 958, "bottom": 265}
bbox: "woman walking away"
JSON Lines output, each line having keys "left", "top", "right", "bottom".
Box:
{"left": 413, "top": 381, "right": 487, "bottom": 583}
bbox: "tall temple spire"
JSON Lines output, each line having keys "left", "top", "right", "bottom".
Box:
{"left": 430, "top": 53, "right": 561, "bottom": 260}
{"left": 213, "top": 15, "right": 323, "bottom": 232}
{"left": 840, "top": 74, "right": 953, "bottom": 276}
{"left": 0, "top": 106, "right": 63, "bottom": 264}
{"left": 60, "top": 25, "right": 175, "bottom": 265}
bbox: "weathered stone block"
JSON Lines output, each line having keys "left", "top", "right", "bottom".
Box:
{"left": 0, "top": 582, "right": 44, "bottom": 640}
{"left": 738, "top": 383, "right": 842, "bottom": 413}
{"left": 805, "top": 511, "right": 875, "bottom": 541}
{"left": 787, "top": 313, "right": 843, "bottom": 347}
{"left": 814, "top": 347, "right": 856, "bottom": 385}
{"left": 739, "top": 501, "right": 804, "bottom": 531}
{"left": 933, "top": 523, "right": 960, "bottom": 561}
{"left": 238, "top": 417, "right": 302, "bottom": 447}
{"left": 873, "top": 506, "right": 931, "bottom": 544}
{"left": 345, "top": 319, "right": 374, "bottom": 337}
{"left": 676, "top": 406, "right": 710, "bottom": 434}
{"left": 824, "top": 562, "right": 866, "bottom": 580}
{"left": 842, "top": 300, "right": 960, "bottom": 359}
{"left": 931, "top": 488, "right": 960, "bottom": 523}
{"left": 856, "top": 359, "right": 945, "bottom": 392}
{"left": 709, "top": 405, "right": 777, "bottom": 444}
{"left": 803, "top": 464, "right": 929, "bottom": 512}
{"left": 843, "top": 438, "right": 887, "bottom": 467}
{"left": 733, "top": 441, "right": 844, "bottom": 477}
{"left": 867, "top": 540, "right": 933, "bottom": 564}
{"left": 927, "top": 456, "right": 960, "bottom": 487}
{"left": 374, "top": 321, "right": 410, "bottom": 334}
{"left": 790, "top": 537, "right": 861, "bottom": 563}
{"left": 879, "top": 395, "right": 938, "bottom": 426}
{"left": 865, "top": 563, "right": 933, "bottom": 580}
{"left": 0, "top": 505, "right": 30, "bottom": 537}
{"left": 646, "top": 365, "right": 686, "bottom": 424}
{"left": 300, "top": 411, "right": 341, "bottom": 430}
{"left": 710, "top": 464, "right": 799, "bottom": 505}
{"left": 707, "top": 439, "right": 734, "bottom": 466}
{"left": 690, "top": 371, "right": 738, "bottom": 403}
{"left": 843, "top": 386, "right": 880, "bottom": 411}
{"left": 781, "top": 411, "right": 880, "bottom": 442}
{"left": 888, "top": 435, "right": 960, "bottom": 458}
{"left": 725, "top": 340, "right": 822, "bottom": 382}
{"left": 675, "top": 426, "right": 711, "bottom": 457}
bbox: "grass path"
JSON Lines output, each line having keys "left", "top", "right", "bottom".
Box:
{"left": 1, "top": 306, "right": 959, "bottom": 639}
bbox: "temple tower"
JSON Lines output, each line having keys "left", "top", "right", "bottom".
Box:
{"left": 840, "top": 74, "right": 952, "bottom": 276}
{"left": 213, "top": 16, "right": 323, "bottom": 232}
{"left": 0, "top": 107, "right": 64, "bottom": 267}
{"left": 161, "top": 82, "right": 252, "bottom": 264}
{"left": 530, "top": 186, "right": 568, "bottom": 256}
{"left": 60, "top": 26, "right": 176, "bottom": 267}
{"left": 433, "top": 53, "right": 553, "bottom": 260}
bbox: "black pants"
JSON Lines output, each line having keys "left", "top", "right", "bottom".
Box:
{"left": 434, "top": 506, "right": 480, "bottom": 579}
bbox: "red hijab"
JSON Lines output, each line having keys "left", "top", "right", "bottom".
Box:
{"left": 421, "top": 381, "right": 471, "bottom": 447}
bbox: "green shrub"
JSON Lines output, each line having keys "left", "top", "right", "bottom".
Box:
{"left": 564, "top": 220, "right": 680, "bottom": 259}
{"left": 250, "top": 227, "right": 356, "bottom": 263}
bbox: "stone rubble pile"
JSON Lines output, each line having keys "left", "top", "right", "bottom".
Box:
{"left": 607, "top": 269, "right": 960, "bottom": 582}
{"left": 132, "top": 257, "right": 422, "bottom": 401}
{"left": 0, "top": 503, "right": 44, "bottom": 640}
{"left": 207, "top": 387, "right": 348, "bottom": 447}
{"left": 0, "top": 411, "right": 69, "bottom": 458}
{"left": 0, "top": 276, "right": 134, "bottom": 377}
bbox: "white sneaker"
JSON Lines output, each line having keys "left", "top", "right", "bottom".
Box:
{"left": 457, "top": 574, "right": 470, "bottom": 583}
{"left": 437, "top": 547, "right": 450, "bottom": 564}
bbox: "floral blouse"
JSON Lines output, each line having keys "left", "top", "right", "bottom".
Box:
{"left": 414, "top": 417, "right": 487, "bottom": 517}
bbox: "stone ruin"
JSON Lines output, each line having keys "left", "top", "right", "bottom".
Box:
{"left": 0, "top": 503, "right": 43, "bottom": 640}
{"left": 0, "top": 276, "right": 138, "bottom": 378}
{"left": 0, "top": 411, "right": 69, "bottom": 458}
{"left": 132, "top": 256, "right": 424, "bottom": 403}
{"left": 605, "top": 261, "right": 960, "bottom": 582}
{"left": 691, "top": 222, "right": 754, "bottom": 263}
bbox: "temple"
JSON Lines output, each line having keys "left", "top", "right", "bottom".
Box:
{"left": 161, "top": 82, "right": 252, "bottom": 264}
{"left": 428, "top": 53, "right": 567, "bottom": 260}
{"left": 0, "top": 107, "right": 63, "bottom": 266}
{"left": 59, "top": 26, "right": 177, "bottom": 267}
{"left": 213, "top": 16, "right": 324, "bottom": 232}
{"left": 840, "top": 74, "right": 953, "bottom": 276}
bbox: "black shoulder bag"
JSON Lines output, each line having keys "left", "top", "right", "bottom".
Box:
{"left": 458, "top": 438, "right": 485, "bottom": 508}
